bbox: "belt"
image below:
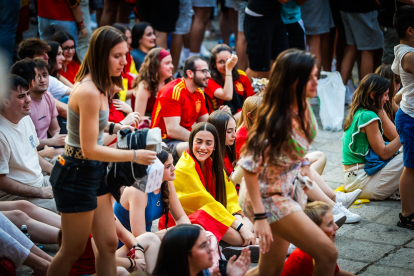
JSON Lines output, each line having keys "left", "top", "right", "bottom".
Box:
{"left": 64, "top": 144, "right": 88, "bottom": 160}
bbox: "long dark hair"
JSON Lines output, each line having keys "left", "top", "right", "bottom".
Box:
{"left": 153, "top": 225, "right": 204, "bottom": 276}
{"left": 131, "top": 22, "right": 152, "bottom": 49}
{"left": 243, "top": 49, "right": 316, "bottom": 165}
{"left": 375, "top": 64, "right": 400, "bottom": 123}
{"left": 189, "top": 122, "right": 227, "bottom": 208}
{"left": 46, "top": 41, "right": 61, "bottom": 78}
{"left": 209, "top": 44, "right": 240, "bottom": 86}
{"left": 343, "top": 74, "right": 390, "bottom": 131}
{"left": 133, "top": 48, "right": 173, "bottom": 96}
{"left": 75, "top": 26, "right": 127, "bottom": 99}
{"left": 112, "top": 23, "right": 130, "bottom": 36}
{"left": 51, "top": 31, "right": 81, "bottom": 64}
{"left": 207, "top": 110, "right": 237, "bottom": 168}
{"left": 157, "top": 147, "right": 172, "bottom": 230}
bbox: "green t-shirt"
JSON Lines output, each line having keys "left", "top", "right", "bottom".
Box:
{"left": 342, "top": 108, "right": 383, "bottom": 165}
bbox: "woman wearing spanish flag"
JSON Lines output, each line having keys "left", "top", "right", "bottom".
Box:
{"left": 170, "top": 122, "right": 256, "bottom": 248}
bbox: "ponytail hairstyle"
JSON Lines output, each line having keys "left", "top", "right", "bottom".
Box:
{"left": 189, "top": 122, "right": 227, "bottom": 208}
{"left": 157, "top": 147, "right": 172, "bottom": 230}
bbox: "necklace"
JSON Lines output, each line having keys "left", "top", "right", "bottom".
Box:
{"left": 156, "top": 192, "right": 161, "bottom": 207}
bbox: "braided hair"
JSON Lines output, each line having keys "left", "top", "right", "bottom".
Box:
{"left": 157, "top": 147, "right": 172, "bottom": 229}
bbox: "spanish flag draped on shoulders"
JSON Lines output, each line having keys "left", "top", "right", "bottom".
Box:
{"left": 159, "top": 150, "right": 240, "bottom": 240}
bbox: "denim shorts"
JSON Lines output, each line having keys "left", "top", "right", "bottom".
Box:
{"left": 395, "top": 108, "right": 414, "bottom": 168}
{"left": 50, "top": 155, "right": 108, "bottom": 213}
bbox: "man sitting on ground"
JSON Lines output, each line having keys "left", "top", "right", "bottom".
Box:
{"left": 150, "top": 56, "right": 209, "bottom": 161}
{"left": 30, "top": 58, "right": 66, "bottom": 156}
{"left": 0, "top": 75, "right": 57, "bottom": 213}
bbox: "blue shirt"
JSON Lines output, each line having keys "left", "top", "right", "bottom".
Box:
{"left": 113, "top": 191, "right": 164, "bottom": 248}
{"left": 281, "top": 1, "right": 301, "bottom": 24}
{"left": 130, "top": 48, "right": 147, "bottom": 70}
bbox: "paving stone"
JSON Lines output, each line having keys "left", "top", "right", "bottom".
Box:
{"left": 321, "top": 167, "right": 344, "bottom": 184}
{"left": 378, "top": 248, "right": 414, "bottom": 268}
{"left": 405, "top": 240, "right": 414, "bottom": 248}
{"left": 374, "top": 207, "right": 402, "bottom": 226}
{"left": 337, "top": 259, "right": 367, "bottom": 274}
{"left": 359, "top": 265, "right": 414, "bottom": 276}
{"left": 346, "top": 204, "right": 391, "bottom": 222}
{"left": 342, "top": 223, "right": 414, "bottom": 245}
{"left": 334, "top": 237, "right": 395, "bottom": 263}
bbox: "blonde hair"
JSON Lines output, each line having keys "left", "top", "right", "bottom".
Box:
{"left": 237, "top": 95, "right": 263, "bottom": 130}
{"left": 304, "top": 201, "right": 331, "bottom": 226}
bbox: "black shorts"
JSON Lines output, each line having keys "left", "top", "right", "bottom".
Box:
{"left": 50, "top": 155, "right": 108, "bottom": 213}
{"left": 285, "top": 22, "right": 305, "bottom": 50}
{"left": 136, "top": 0, "right": 180, "bottom": 33}
{"left": 244, "top": 13, "right": 289, "bottom": 72}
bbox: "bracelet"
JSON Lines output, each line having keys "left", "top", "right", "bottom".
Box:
{"left": 233, "top": 213, "right": 242, "bottom": 217}
{"left": 128, "top": 258, "right": 133, "bottom": 269}
{"left": 134, "top": 243, "right": 144, "bottom": 251}
{"left": 132, "top": 258, "right": 136, "bottom": 269}
{"left": 253, "top": 212, "right": 267, "bottom": 221}
{"left": 236, "top": 222, "right": 243, "bottom": 231}
{"left": 254, "top": 213, "right": 266, "bottom": 216}
{"left": 132, "top": 150, "right": 137, "bottom": 163}
{"left": 301, "top": 160, "right": 311, "bottom": 167}
{"left": 76, "top": 20, "right": 85, "bottom": 30}
{"left": 253, "top": 216, "right": 267, "bottom": 221}
{"left": 109, "top": 123, "right": 115, "bottom": 135}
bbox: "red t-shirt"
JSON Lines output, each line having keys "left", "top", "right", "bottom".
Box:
{"left": 235, "top": 125, "right": 248, "bottom": 160}
{"left": 151, "top": 78, "right": 208, "bottom": 139}
{"left": 60, "top": 61, "right": 80, "bottom": 84}
{"left": 69, "top": 235, "right": 96, "bottom": 276}
{"left": 37, "top": 0, "right": 79, "bottom": 21}
{"left": 204, "top": 70, "right": 255, "bottom": 113}
{"left": 280, "top": 248, "right": 339, "bottom": 276}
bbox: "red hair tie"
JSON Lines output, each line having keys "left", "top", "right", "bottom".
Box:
{"left": 158, "top": 49, "right": 170, "bottom": 61}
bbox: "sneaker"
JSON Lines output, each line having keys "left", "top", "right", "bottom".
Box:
{"left": 200, "top": 43, "right": 211, "bottom": 58}
{"left": 334, "top": 213, "right": 347, "bottom": 228}
{"left": 390, "top": 190, "right": 401, "bottom": 201}
{"left": 332, "top": 202, "right": 361, "bottom": 224}
{"left": 335, "top": 189, "right": 362, "bottom": 209}
{"left": 222, "top": 245, "right": 260, "bottom": 263}
{"left": 287, "top": 243, "right": 296, "bottom": 256}
{"left": 345, "top": 86, "right": 353, "bottom": 105}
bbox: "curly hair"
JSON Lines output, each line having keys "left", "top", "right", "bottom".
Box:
{"left": 157, "top": 147, "right": 172, "bottom": 229}
{"left": 133, "top": 48, "right": 173, "bottom": 97}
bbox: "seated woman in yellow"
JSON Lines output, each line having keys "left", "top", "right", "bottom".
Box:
{"left": 162, "top": 122, "right": 256, "bottom": 247}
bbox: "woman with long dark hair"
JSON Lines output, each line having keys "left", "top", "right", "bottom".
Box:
{"left": 239, "top": 49, "right": 338, "bottom": 276}
{"left": 130, "top": 22, "right": 157, "bottom": 70}
{"left": 132, "top": 48, "right": 174, "bottom": 118}
{"left": 46, "top": 41, "right": 65, "bottom": 79}
{"left": 51, "top": 31, "right": 81, "bottom": 85}
{"left": 114, "top": 147, "right": 190, "bottom": 241}
{"left": 153, "top": 224, "right": 251, "bottom": 276}
{"left": 171, "top": 122, "right": 256, "bottom": 251}
{"left": 47, "top": 26, "right": 157, "bottom": 276}
{"left": 112, "top": 23, "right": 139, "bottom": 102}
{"left": 204, "top": 44, "right": 254, "bottom": 119}
{"left": 342, "top": 74, "right": 403, "bottom": 200}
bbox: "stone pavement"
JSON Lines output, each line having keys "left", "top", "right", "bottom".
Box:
{"left": 17, "top": 108, "right": 411, "bottom": 276}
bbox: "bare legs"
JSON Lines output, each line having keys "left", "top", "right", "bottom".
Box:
{"left": 340, "top": 44, "right": 358, "bottom": 85}
{"left": 399, "top": 167, "right": 414, "bottom": 219}
{"left": 307, "top": 151, "right": 327, "bottom": 175}
{"left": 246, "top": 211, "right": 337, "bottom": 276}
{"left": 170, "top": 34, "right": 183, "bottom": 74}
{"left": 236, "top": 31, "right": 248, "bottom": 71}
{"left": 155, "top": 31, "right": 169, "bottom": 50}
{"left": 100, "top": 0, "right": 131, "bottom": 26}
{"left": 47, "top": 194, "right": 118, "bottom": 276}
{"left": 189, "top": 7, "right": 212, "bottom": 53}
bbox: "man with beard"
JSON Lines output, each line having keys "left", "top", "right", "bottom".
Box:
{"left": 151, "top": 56, "right": 209, "bottom": 161}
{"left": 30, "top": 58, "right": 65, "bottom": 156}
{"left": 0, "top": 75, "right": 57, "bottom": 213}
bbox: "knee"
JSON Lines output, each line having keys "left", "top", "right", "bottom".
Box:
{"left": 15, "top": 200, "right": 34, "bottom": 213}
{"left": 96, "top": 236, "right": 118, "bottom": 255}
{"left": 10, "top": 210, "right": 30, "bottom": 223}
{"left": 315, "top": 151, "right": 327, "bottom": 164}
{"left": 137, "top": 232, "right": 161, "bottom": 249}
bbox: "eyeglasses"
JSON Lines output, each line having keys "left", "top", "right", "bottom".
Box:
{"left": 193, "top": 69, "right": 211, "bottom": 75}
{"left": 62, "top": 46, "right": 76, "bottom": 53}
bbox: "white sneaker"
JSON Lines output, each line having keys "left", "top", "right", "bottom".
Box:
{"left": 200, "top": 43, "right": 211, "bottom": 58}
{"left": 345, "top": 86, "right": 353, "bottom": 105}
{"left": 332, "top": 202, "right": 361, "bottom": 224}
{"left": 333, "top": 213, "right": 346, "bottom": 228}
{"left": 335, "top": 189, "right": 362, "bottom": 209}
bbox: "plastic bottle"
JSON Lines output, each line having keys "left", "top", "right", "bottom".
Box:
{"left": 21, "top": 225, "right": 30, "bottom": 240}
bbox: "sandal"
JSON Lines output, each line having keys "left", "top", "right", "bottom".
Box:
{"left": 397, "top": 213, "right": 414, "bottom": 230}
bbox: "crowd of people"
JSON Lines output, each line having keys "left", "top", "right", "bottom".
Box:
{"left": 1, "top": 0, "right": 414, "bottom": 276}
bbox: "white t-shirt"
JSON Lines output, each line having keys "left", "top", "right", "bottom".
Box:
{"left": 48, "top": 75, "right": 69, "bottom": 100}
{"left": 0, "top": 115, "right": 43, "bottom": 198}
{"left": 392, "top": 44, "right": 414, "bottom": 118}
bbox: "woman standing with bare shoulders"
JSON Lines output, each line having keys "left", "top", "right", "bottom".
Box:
{"left": 47, "top": 26, "right": 157, "bottom": 276}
